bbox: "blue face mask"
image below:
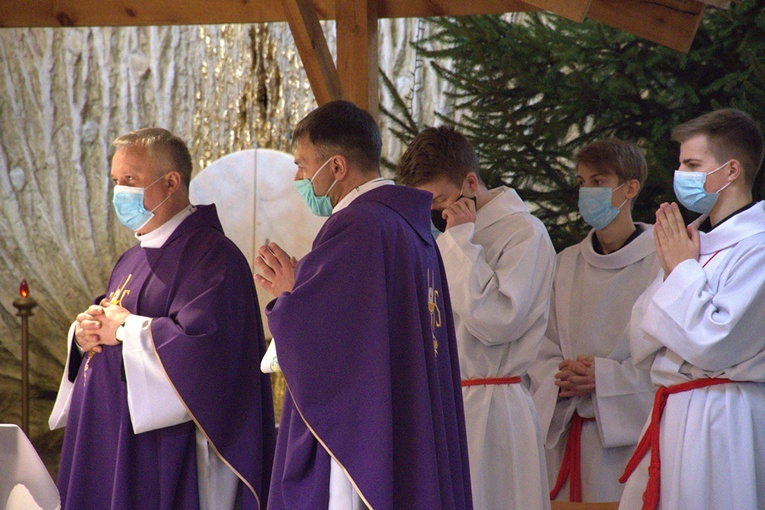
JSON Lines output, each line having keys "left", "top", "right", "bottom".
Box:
{"left": 673, "top": 161, "right": 731, "bottom": 214}
{"left": 294, "top": 158, "right": 337, "bottom": 217}
{"left": 112, "top": 175, "right": 169, "bottom": 231}
{"left": 578, "top": 183, "right": 627, "bottom": 230}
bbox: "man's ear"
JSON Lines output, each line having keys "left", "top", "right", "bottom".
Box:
{"left": 726, "top": 159, "right": 743, "bottom": 182}
{"left": 625, "top": 178, "right": 641, "bottom": 200}
{"left": 331, "top": 155, "right": 351, "bottom": 181}
{"left": 465, "top": 172, "right": 480, "bottom": 192}
{"left": 164, "top": 171, "right": 183, "bottom": 193}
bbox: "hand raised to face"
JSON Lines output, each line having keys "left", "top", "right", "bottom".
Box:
{"left": 443, "top": 196, "right": 477, "bottom": 230}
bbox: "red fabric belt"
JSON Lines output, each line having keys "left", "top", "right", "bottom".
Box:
{"left": 619, "top": 377, "right": 733, "bottom": 510}
{"left": 549, "top": 412, "right": 596, "bottom": 502}
{"left": 461, "top": 376, "right": 522, "bottom": 387}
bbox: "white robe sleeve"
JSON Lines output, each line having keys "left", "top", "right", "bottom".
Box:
{"left": 642, "top": 243, "right": 765, "bottom": 372}
{"left": 121, "top": 314, "right": 192, "bottom": 434}
{"left": 629, "top": 272, "right": 665, "bottom": 370}
{"left": 437, "top": 219, "right": 554, "bottom": 346}
{"left": 531, "top": 344, "right": 578, "bottom": 449}
{"left": 48, "top": 322, "right": 78, "bottom": 430}
{"left": 592, "top": 355, "right": 654, "bottom": 448}
{"left": 528, "top": 286, "right": 578, "bottom": 449}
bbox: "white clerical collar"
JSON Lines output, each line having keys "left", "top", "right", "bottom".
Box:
{"left": 136, "top": 204, "right": 197, "bottom": 248}
{"left": 581, "top": 223, "right": 655, "bottom": 269}
{"left": 333, "top": 177, "right": 394, "bottom": 213}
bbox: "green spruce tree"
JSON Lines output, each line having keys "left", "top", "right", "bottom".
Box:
{"left": 382, "top": 1, "right": 765, "bottom": 250}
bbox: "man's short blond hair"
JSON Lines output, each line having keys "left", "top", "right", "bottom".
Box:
{"left": 113, "top": 127, "right": 192, "bottom": 188}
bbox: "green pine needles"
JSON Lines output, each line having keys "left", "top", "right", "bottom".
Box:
{"left": 382, "top": 1, "right": 765, "bottom": 251}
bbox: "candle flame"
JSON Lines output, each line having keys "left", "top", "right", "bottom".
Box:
{"left": 20, "top": 279, "right": 29, "bottom": 298}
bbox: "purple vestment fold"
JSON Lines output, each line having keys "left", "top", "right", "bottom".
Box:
{"left": 57, "top": 204, "right": 276, "bottom": 510}
{"left": 266, "top": 185, "right": 473, "bottom": 509}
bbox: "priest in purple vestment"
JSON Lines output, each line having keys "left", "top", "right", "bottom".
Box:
{"left": 49, "top": 128, "right": 276, "bottom": 510}
{"left": 254, "top": 100, "right": 473, "bottom": 509}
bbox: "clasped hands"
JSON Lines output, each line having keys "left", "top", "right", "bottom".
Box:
{"left": 555, "top": 355, "right": 595, "bottom": 398}
{"left": 654, "top": 202, "right": 700, "bottom": 276}
{"left": 74, "top": 300, "right": 131, "bottom": 353}
{"left": 253, "top": 242, "right": 298, "bottom": 298}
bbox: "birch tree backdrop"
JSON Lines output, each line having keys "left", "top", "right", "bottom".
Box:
{"left": 0, "top": 19, "right": 453, "bottom": 471}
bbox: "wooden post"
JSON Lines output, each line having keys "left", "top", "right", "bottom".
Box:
{"left": 336, "top": 0, "right": 379, "bottom": 119}
{"left": 281, "top": 0, "right": 343, "bottom": 105}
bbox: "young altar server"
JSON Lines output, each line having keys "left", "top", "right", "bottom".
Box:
{"left": 397, "top": 125, "right": 555, "bottom": 510}
{"left": 528, "top": 139, "right": 659, "bottom": 503}
{"left": 50, "top": 128, "right": 276, "bottom": 509}
{"left": 619, "top": 108, "right": 765, "bottom": 509}
{"left": 254, "top": 101, "right": 473, "bottom": 510}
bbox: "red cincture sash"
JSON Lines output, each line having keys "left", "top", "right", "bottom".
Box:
{"left": 619, "top": 377, "right": 733, "bottom": 510}
{"left": 461, "top": 376, "right": 522, "bottom": 387}
{"left": 549, "top": 412, "right": 596, "bottom": 501}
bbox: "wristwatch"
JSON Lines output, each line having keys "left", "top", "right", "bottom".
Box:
{"left": 115, "top": 321, "right": 127, "bottom": 343}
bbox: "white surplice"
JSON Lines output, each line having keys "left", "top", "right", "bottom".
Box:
{"left": 528, "top": 224, "right": 659, "bottom": 502}
{"left": 49, "top": 205, "right": 239, "bottom": 510}
{"left": 437, "top": 187, "right": 555, "bottom": 510}
{"left": 620, "top": 202, "right": 765, "bottom": 510}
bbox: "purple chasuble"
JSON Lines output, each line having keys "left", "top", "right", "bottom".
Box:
{"left": 57, "top": 204, "right": 276, "bottom": 510}
{"left": 267, "top": 185, "right": 473, "bottom": 509}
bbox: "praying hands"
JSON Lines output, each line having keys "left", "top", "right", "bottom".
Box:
{"left": 654, "top": 202, "right": 700, "bottom": 276}
{"left": 254, "top": 241, "right": 298, "bottom": 297}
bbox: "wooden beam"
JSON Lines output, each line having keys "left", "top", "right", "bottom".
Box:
{"left": 336, "top": 0, "right": 379, "bottom": 118}
{"left": 376, "top": 0, "right": 539, "bottom": 18}
{"left": 0, "top": 0, "right": 320, "bottom": 27}
{"left": 586, "top": 0, "right": 705, "bottom": 53}
{"left": 281, "top": 0, "right": 343, "bottom": 106}
{"left": 0, "top": 0, "right": 717, "bottom": 54}
{"left": 520, "top": 0, "right": 592, "bottom": 22}
{"left": 0, "top": 0, "right": 539, "bottom": 28}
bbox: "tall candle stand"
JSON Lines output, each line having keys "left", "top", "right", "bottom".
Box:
{"left": 13, "top": 279, "right": 37, "bottom": 436}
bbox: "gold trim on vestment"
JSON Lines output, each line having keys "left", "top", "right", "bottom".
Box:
{"left": 284, "top": 381, "right": 374, "bottom": 510}
{"left": 147, "top": 319, "right": 262, "bottom": 510}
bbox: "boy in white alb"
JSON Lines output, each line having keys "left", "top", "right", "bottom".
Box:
{"left": 397, "top": 126, "right": 556, "bottom": 510}
{"left": 528, "top": 139, "right": 659, "bottom": 503}
{"left": 619, "top": 109, "right": 765, "bottom": 510}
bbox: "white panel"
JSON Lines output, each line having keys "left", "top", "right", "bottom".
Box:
{"left": 190, "top": 149, "right": 326, "bottom": 336}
